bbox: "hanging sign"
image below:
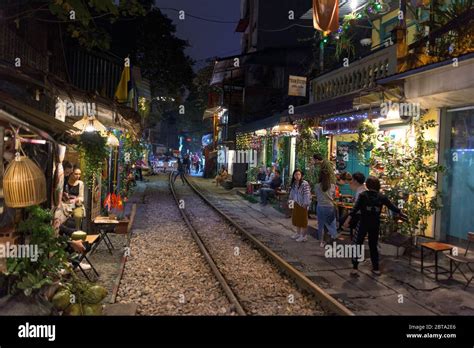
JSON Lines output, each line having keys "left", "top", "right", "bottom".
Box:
{"left": 288, "top": 75, "right": 307, "bottom": 97}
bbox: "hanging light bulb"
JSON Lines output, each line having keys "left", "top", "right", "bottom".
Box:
{"left": 85, "top": 118, "right": 96, "bottom": 132}
{"left": 73, "top": 115, "right": 107, "bottom": 135}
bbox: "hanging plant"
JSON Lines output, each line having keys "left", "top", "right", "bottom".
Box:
{"left": 356, "top": 119, "right": 377, "bottom": 163}
{"left": 295, "top": 119, "right": 328, "bottom": 187}
{"left": 77, "top": 132, "right": 109, "bottom": 186}
{"left": 335, "top": 34, "right": 356, "bottom": 60}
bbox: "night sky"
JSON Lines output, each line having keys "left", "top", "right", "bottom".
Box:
{"left": 154, "top": 0, "right": 242, "bottom": 70}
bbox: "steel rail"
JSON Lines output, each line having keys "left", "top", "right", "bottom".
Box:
{"left": 169, "top": 172, "right": 247, "bottom": 316}
{"left": 184, "top": 176, "right": 354, "bottom": 316}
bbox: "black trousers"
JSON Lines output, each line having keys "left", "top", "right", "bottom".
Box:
{"left": 352, "top": 222, "right": 380, "bottom": 271}
{"left": 174, "top": 171, "right": 185, "bottom": 184}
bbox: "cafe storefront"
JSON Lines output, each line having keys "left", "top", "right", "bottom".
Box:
{"left": 379, "top": 53, "right": 474, "bottom": 243}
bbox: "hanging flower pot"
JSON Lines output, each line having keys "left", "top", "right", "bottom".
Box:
{"left": 3, "top": 154, "right": 47, "bottom": 208}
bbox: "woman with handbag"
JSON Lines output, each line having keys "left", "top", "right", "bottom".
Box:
{"left": 63, "top": 166, "right": 85, "bottom": 230}
{"left": 289, "top": 169, "right": 312, "bottom": 242}
{"left": 315, "top": 168, "right": 338, "bottom": 247}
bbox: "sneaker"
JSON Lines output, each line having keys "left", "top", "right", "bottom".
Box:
{"left": 290, "top": 233, "right": 299, "bottom": 240}
{"left": 372, "top": 269, "right": 381, "bottom": 276}
{"left": 320, "top": 241, "right": 326, "bottom": 247}
{"left": 79, "top": 262, "right": 92, "bottom": 270}
{"left": 296, "top": 235, "right": 307, "bottom": 242}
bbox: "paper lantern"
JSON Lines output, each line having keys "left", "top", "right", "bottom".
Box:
{"left": 3, "top": 155, "right": 47, "bottom": 208}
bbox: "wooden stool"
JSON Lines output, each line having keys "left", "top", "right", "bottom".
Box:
{"left": 420, "top": 242, "right": 454, "bottom": 281}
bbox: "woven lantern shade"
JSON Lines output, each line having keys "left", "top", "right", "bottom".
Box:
{"left": 3, "top": 155, "right": 47, "bottom": 208}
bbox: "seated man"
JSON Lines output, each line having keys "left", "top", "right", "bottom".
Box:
{"left": 58, "top": 219, "right": 93, "bottom": 271}
{"left": 260, "top": 169, "right": 282, "bottom": 205}
{"left": 256, "top": 167, "right": 267, "bottom": 182}
{"left": 215, "top": 165, "right": 228, "bottom": 187}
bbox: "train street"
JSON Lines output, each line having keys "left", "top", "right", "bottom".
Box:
{"left": 0, "top": 0, "right": 473, "bottom": 346}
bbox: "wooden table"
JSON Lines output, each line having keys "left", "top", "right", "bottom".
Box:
{"left": 420, "top": 242, "right": 454, "bottom": 281}
{"left": 248, "top": 181, "right": 263, "bottom": 194}
{"left": 93, "top": 216, "right": 119, "bottom": 254}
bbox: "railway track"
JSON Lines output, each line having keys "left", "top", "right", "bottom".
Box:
{"left": 170, "top": 173, "right": 353, "bottom": 316}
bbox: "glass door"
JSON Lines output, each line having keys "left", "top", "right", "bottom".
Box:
{"left": 441, "top": 107, "right": 474, "bottom": 241}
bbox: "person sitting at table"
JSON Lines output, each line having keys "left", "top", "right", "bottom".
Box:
{"left": 63, "top": 166, "right": 85, "bottom": 230}
{"left": 336, "top": 171, "right": 352, "bottom": 186}
{"left": 256, "top": 167, "right": 267, "bottom": 182}
{"left": 264, "top": 167, "right": 273, "bottom": 182}
{"left": 215, "top": 165, "right": 228, "bottom": 187}
{"left": 344, "top": 176, "right": 407, "bottom": 277}
{"left": 260, "top": 169, "right": 282, "bottom": 205}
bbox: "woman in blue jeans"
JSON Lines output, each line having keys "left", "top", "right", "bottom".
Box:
{"left": 315, "top": 168, "right": 338, "bottom": 247}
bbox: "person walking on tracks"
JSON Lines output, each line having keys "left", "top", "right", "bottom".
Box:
{"left": 174, "top": 157, "right": 186, "bottom": 185}
{"left": 344, "top": 176, "right": 407, "bottom": 276}
{"left": 289, "top": 169, "right": 312, "bottom": 243}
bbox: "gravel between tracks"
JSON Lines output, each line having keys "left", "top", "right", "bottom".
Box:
{"left": 175, "top": 179, "right": 325, "bottom": 316}
{"left": 116, "top": 176, "right": 233, "bottom": 315}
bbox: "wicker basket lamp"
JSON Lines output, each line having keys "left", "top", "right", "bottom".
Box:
{"left": 3, "top": 154, "right": 47, "bottom": 208}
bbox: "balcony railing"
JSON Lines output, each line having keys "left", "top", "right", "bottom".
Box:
{"left": 67, "top": 48, "right": 123, "bottom": 99}
{"left": 310, "top": 44, "right": 397, "bottom": 102}
{"left": 0, "top": 23, "right": 48, "bottom": 72}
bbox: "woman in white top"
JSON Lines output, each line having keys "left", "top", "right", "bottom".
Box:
{"left": 289, "top": 169, "right": 312, "bottom": 242}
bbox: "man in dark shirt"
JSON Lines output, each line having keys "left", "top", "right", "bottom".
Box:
{"left": 344, "top": 176, "right": 407, "bottom": 276}
{"left": 259, "top": 170, "right": 282, "bottom": 205}
{"left": 256, "top": 167, "right": 267, "bottom": 182}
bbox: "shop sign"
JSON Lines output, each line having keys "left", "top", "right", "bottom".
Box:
{"left": 288, "top": 75, "right": 307, "bottom": 97}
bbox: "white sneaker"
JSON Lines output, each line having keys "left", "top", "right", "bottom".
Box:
{"left": 296, "top": 235, "right": 307, "bottom": 242}
{"left": 320, "top": 241, "right": 326, "bottom": 247}
{"left": 291, "top": 233, "right": 299, "bottom": 240}
{"left": 79, "top": 262, "right": 92, "bottom": 270}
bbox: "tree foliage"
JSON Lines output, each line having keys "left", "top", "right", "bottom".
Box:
{"left": 370, "top": 117, "right": 445, "bottom": 237}
{"left": 47, "top": 0, "right": 147, "bottom": 50}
